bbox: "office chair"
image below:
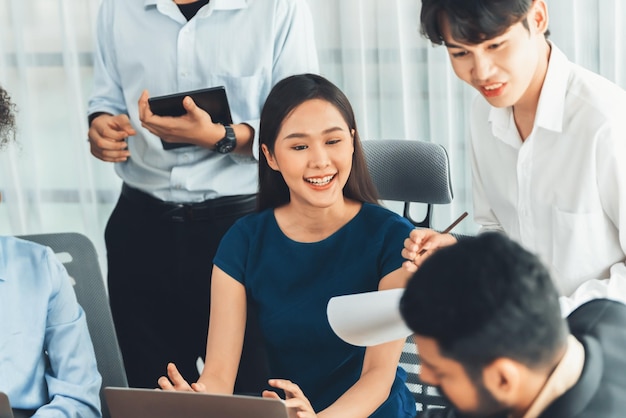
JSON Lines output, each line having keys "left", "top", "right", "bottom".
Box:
{"left": 400, "top": 339, "right": 450, "bottom": 413}
{"left": 18, "top": 232, "right": 127, "bottom": 418}
{"left": 362, "top": 139, "right": 453, "bottom": 412}
{"left": 361, "top": 139, "right": 453, "bottom": 229}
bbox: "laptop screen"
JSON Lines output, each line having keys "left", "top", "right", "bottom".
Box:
{"left": 0, "top": 392, "right": 36, "bottom": 418}
{"left": 105, "top": 387, "right": 293, "bottom": 418}
{"left": 0, "top": 393, "right": 12, "bottom": 418}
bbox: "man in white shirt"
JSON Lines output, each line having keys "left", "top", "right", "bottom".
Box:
{"left": 87, "top": 0, "right": 319, "bottom": 390}
{"left": 403, "top": 0, "right": 626, "bottom": 314}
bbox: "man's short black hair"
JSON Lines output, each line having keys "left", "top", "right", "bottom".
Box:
{"left": 0, "top": 86, "right": 17, "bottom": 149}
{"left": 420, "top": 0, "right": 539, "bottom": 45}
{"left": 400, "top": 233, "right": 567, "bottom": 377}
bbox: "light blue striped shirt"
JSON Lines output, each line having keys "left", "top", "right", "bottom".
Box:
{"left": 0, "top": 236, "right": 101, "bottom": 417}
{"left": 88, "top": 0, "right": 319, "bottom": 202}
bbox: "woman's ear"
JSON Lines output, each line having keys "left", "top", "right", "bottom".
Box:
{"left": 261, "top": 144, "right": 280, "bottom": 171}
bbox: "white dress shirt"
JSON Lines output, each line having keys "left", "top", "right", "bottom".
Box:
{"left": 470, "top": 43, "right": 626, "bottom": 314}
{"left": 88, "top": 0, "right": 319, "bottom": 202}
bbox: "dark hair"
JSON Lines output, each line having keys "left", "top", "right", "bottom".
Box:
{"left": 257, "top": 73, "right": 378, "bottom": 211}
{"left": 0, "top": 86, "right": 17, "bottom": 149}
{"left": 420, "top": 0, "right": 549, "bottom": 45}
{"left": 400, "top": 232, "right": 567, "bottom": 377}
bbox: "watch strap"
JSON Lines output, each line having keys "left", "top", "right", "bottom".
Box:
{"left": 215, "top": 124, "right": 236, "bottom": 154}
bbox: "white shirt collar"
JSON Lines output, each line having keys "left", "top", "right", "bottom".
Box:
{"left": 534, "top": 42, "right": 570, "bottom": 133}
{"left": 488, "top": 42, "right": 572, "bottom": 143}
{"left": 144, "top": 0, "right": 248, "bottom": 12}
{"left": 520, "top": 335, "right": 585, "bottom": 418}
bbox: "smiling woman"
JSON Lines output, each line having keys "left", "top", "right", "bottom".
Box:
{"left": 256, "top": 74, "right": 378, "bottom": 214}
{"left": 157, "top": 74, "right": 418, "bottom": 418}
{"left": 261, "top": 98, "right": 358, "bottom": 226}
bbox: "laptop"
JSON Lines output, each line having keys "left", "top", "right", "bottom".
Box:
{"left": 0, "top": 392, "right": 38, "bottom": 418}
{"left": 105, "top": 387, "right": 295, "bottom": 418}
{"left": 0, "top": 393, "right": 11, "bottom": 418}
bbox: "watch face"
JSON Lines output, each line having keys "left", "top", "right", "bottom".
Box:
{"left": 216, "top": 140, "right": 236, "bottom": 153}
{"left": 215, "top": 125, "right": 236, "bottom": 154}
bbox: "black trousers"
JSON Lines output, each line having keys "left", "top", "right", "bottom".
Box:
{"left": 105, "top": 185, "right": 269, "bottom": 392}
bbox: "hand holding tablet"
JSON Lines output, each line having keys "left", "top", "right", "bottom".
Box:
{"left": 147, "top": 86, "right": 233, "bottom": 150}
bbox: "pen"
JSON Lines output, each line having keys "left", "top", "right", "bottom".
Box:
{"left": 417, "top": 211, "right": 469, "bottom": 256}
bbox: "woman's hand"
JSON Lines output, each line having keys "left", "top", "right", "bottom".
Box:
{"left": 157, "top": 362, "right": 208, "bottom": 393}
{"left": 263, "top": 379, "right": 317, "bottom": 418}
{"left": 401, "top": 229, "right": 457, "bottom": 272}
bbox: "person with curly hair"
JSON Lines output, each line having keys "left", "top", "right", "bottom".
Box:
{"left": 0, "top": 86, "right": 16, "bottom": 148}
{"left": 0, "top": 85, "right": 102, "bottom": 417}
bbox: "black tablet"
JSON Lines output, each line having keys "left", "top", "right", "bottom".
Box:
{"left": 148, "top": 86, "right": 233, "bottom": 150}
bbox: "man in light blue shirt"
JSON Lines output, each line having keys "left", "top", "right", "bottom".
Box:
{"left": 86, "top": 0, "right": 319, "bottom": 391}
{"left": 1, "top": 86, "right": 102, "bottom": 417}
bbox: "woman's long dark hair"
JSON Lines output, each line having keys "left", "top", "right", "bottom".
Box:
{"left": 257, "top": 73, "right": 379, "bottom": 211}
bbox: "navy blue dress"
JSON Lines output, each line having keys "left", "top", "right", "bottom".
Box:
{"left": 214, "top": 203, "right": 416, "bottom": 417}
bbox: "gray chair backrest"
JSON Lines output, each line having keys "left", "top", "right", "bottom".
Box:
{"left": 362, "top": 139, "right": 453, "bottom": 412}
{"left": 400, "top": 338, "right": 450, "bottom": 414}
{"left": 362, "top": 139, "right": 453, "bottom": 228}
{"left": 18, "top": 232, "right": 127, "bottom": 418}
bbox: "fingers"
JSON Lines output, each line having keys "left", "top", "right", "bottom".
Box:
{"left": 402, "top": 259, "right": 418, "bottom": 273}
{"left": 268, "top": 379, "right": 316, "bottom": 417}
{"left": 139, "top": 89, "right": 174, "bottom": 139}
{"left": 157, "top": 363, "right": 194, "bottom": 392}
{"left": 401, "top": 235, "right": 419, "bottom": 261}
{"left": 138, "top": 91, "right": 178, "bottom": 140}
{"left": 409, "top": 248, "right": 431, "bottom": 270}
{"left": 88, "top": 113, "right": 134, "bottom": 162}
{"left": 190, "top": 382, "right": 208, "bottom": 393}
{"left": 166, "top": 362, "right": 187, "bottom": 386}
{"left": 180, "top": 96, "right": 214, "bottom": 124}
{"left": 182, "top": 96, "right": 197, "bottom": 113}
{"left": 402, "top": 230, "right": 458, "bottom": 270}
{"left": 268, "top": 379, "right": 304, "bottom": 398}
{"left": 157, "top": 375, "right": 174, "bottom": 390}
{"left": 262, "top": 390, "right": 281, "bottom": 400}
{"left": 96, "top": 113, "right": 135, "bottom": 138}
{"left": 88, "top": 139, "right": 130, "bottom": 162}
{"left": 284, "top": 398, "right": 316, "bottom": 418}
{"left": 138, "top": 90, "right": 153, "bottom": 123}
{"left": 401, "top": 229, "right": 433, "bottom": 265}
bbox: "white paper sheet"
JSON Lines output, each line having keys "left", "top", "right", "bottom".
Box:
{"left": 327, "top": 288, "right": 412, "bottom": 347}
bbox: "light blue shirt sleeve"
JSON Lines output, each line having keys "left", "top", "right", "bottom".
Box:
{"left": 0, "top": 236, "right": 102, "bottom": 417}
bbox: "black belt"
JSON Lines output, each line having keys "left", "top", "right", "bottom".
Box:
{"left": 121, "top": 184, "right": 257, "bottom": 222}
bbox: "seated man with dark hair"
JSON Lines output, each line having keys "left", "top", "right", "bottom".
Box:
{"left": 399, "top": 233, "right": 626, "bottom": 418}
